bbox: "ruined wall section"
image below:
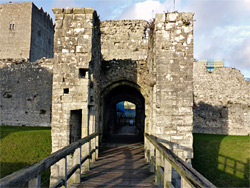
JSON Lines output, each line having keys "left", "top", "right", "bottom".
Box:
{"left": 0, "top": 58, "right": 53, "bottom": 127}
{"left": 0, "top": 2, "right": 32, "bottom": 59}
{"left": 52, "top": 7, "right": 99, "bottom": 151}
{"left": 99, "top": 20, "right": 151, "bottom": 134}
{"left": 193, "top": 61, "right": 250, "bottom": 135}
{"left": 149, "top": 13, "right": 194, "bottom": 161}
{"left": 51, "top": 7, "right": 100, "bottom": 185}
{"left": 30, "top": 5, "right": 54, "bottom": 62}
{"left": 101, "top": 20, "right": 148, "bottom": 61}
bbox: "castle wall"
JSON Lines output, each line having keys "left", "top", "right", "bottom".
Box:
{"left": 99, "top": 20, "right": 151, "bottom": 135}
{"left": 101, "top": 20, "right": 148, "bottom": 60}
{"left": 148, "top": 13, "right": 194, "bottom": 161}
{"left": 193, "top": 61, "right": 250, "bottom": 135}
{"left": 30, "top": 5, "right": 54, "bottom": 62}
{"left": 0, "top": 2, "right": 32, "bottom": 59}
{"left": 50, "top": 7, "right": 100, "bottom": 185}
{"left": 0, "top": 58, "right": 53, "bottom": 127}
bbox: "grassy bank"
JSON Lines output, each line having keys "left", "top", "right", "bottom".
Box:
{"left": 193, "top": 133, "right": 250, "bottom": 187}
{"left": 1, "top": 127, "right": 249, "bottom": 187}
{"left": 0, "top": 126, "right": 51, "bottom": 186}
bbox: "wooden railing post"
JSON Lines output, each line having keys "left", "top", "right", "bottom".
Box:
{"left": 92, "top": 136, "right": 96, "bottom": 163}
{"left": 181, "top": 177, "right": 192, "bottom": 188}
{"left": 88, "top": 140, "right": 91, "bottom": 168}
{"left": 155, "top": 149, "right": 161, "bottom": 185}
{"left": 64, "top": 156, "right": 67, "bottom": 188}
{"left": 144, "top": 137, "right": 149, "bottom": 162}
{"left": 28, "top": 174, "right": 41, "bottom": 188}
{"left": 95, "top": 134, "right": 99, "bottom": 159}
{"left": 149, "top": 142, "right": 155, "bottom": 173}
{"left": 164, "top": 159, "right": 172, "bottom": 188}
{"left": 72, "top": 148, "right": 81, "bottom": 184}
{"left": 79, "top": 146, "right": 82, "bottom": 183}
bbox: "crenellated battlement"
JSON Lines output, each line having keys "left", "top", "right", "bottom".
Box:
{"left": 33, "top": 4, "right": 54, "bottom": 30}
{"left": 0, "top": 2, "right": 54, "bottom": 61}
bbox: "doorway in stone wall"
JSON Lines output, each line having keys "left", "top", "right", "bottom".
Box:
{"left": 115, "top": 101, "right": 137, "bottom": 136}
{"left": 101, "top": 81, "right": 145, "bottom": 144}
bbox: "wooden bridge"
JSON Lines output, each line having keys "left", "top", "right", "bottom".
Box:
{"left": 0, "top": 133, "right": 216, "bottom": 188}
{"left": 78, "top": 143, "right": 155, "bottom": 188}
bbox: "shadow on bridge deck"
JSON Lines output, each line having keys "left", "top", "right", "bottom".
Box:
{"left": 74, "top": 138, "right": 156, "bottom": 188}
{"left": 101, "top": 135, "right": 143, "bottom": 148}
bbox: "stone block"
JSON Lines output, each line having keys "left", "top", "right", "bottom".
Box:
{"left": 155, "top": 13, "right": 165, "bottom": 23}
{"left": 52, "top": 8, "right": 64, "bottom": 14}
{"left": 167, "top": 13, "right": 178, "bottom": 22}
{"left": 85, "top": 7, "right": 94, "bottom": 14}
{"left": 73, "top": 8, "right": 85, "bottom": 14}
{"left": 65, "top": 7, "right": 73, "bottom": 14}
{"left": 55, "top": 14, "right": 64, "bottom": 21}
{"left": 55, "top": 20, "right": 63, "bottom": 29}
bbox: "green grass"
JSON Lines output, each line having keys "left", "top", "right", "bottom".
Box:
{"left": 193, "top": 133, "right": 250, "bottom": 187}
{"left": 0, "top": 126, "right": 51, "bottom": 187}
{"left": 1, "top": 127, "right": 249, "bottom": 187}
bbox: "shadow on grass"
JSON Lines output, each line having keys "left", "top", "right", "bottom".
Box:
{"left": 192, "top": 134, "right": 250, "bottom": 187}
{"left": 0, "top": 126, "right": 51, "bottom": 140}
{"left": 193, "top": 102, "right": 249, "bottom": 187}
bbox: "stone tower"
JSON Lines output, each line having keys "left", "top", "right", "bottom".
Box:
{"left": 0, "top": 2, "right": 54, "bottom": 61}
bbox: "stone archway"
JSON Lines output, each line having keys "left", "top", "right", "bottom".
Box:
{"left": 100, "top": 81, "right": 145, "bottom": 143}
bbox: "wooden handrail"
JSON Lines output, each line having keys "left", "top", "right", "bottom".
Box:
{"left": 0, "top": 132, "right": 99, "bottom": 188}
{"left": 145, "top": 133, "right": 216, "bottom": 188}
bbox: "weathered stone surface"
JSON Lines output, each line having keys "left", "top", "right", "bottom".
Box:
{"left": 52, "top": 8, "right": 64, "bottom": 14}
{"left": 1, "top": 3, "right": 250, "bottom": 186}
{"left": 101, "top": 20, "right": 148, "bottom": 61}
{"left": 193, "top": 61, "right": 250, "bottom": 135}
{"left": 0, "top": 58, "right": 53, "bottom": 126}
{"left": 147, "top": 12, "right": 194, "bottom": 161}
{"left": 0, "top": 2, "right": 54, "bottom": 62}
{"left": 50, "top": 8, "right": 101, "bottom": 185}
{"left": 73, "top": 8, "right": 85, "bottom": 14}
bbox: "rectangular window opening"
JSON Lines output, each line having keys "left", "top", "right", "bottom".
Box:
{"left": 9, "top": 24, "right": 15, "bottom": 30}
{"left": 79, "top": 68, "right": 88, "bottom": 78}
{"left": 63, "top": 88, "right": 69, "bottom": 94}
{"left": 69, "top": 110, "right": 82, "bottom": 144}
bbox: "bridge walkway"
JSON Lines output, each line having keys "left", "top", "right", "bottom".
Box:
{"left": 76, "top": 137, "right": 156, "bottom": 188}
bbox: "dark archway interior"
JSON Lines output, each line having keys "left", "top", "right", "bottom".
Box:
{"left": 102, "top": 85, "right": 145, "bottom": 143}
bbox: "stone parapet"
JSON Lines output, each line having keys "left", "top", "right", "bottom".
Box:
{"left": 101, "top": 20, "right": 148, "bottom": 61}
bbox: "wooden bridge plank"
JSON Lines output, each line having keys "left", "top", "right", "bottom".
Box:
{"left": 77, "top": 143, "right": 156, "bottom": 188}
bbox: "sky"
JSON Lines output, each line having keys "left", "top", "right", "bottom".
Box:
{"left": 3, "top": 0, "right": 250, "bottom": 78}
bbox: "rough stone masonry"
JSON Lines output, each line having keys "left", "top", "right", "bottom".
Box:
{"left": 48, "top": 7, "right": 195, "bottom": 184}
{"left": 0, "top": 2, "right": 249, "bottom": 185}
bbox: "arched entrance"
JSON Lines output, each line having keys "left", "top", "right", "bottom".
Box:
{"left": 101, "top": 81, "right": 145, "bottom": 143}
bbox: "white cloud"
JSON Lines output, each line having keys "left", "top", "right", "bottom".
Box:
{"left": 119, "top": 0, "right": 172, "bottom": 20}
{"left": 181, "top": 0, "right": 250, "bottom": 77}
{"left": 119, "top": 0, "right": 250, "bottom": 77}
{"left": 230, "top": 36, "right": 250, "bottom": 70}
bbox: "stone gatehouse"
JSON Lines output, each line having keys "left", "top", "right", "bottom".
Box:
{"left": 0, "top": 3, "right": 249, "bottom": 183}
{"left": 49, "top": 8, "right": 194, "bottom": 183}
